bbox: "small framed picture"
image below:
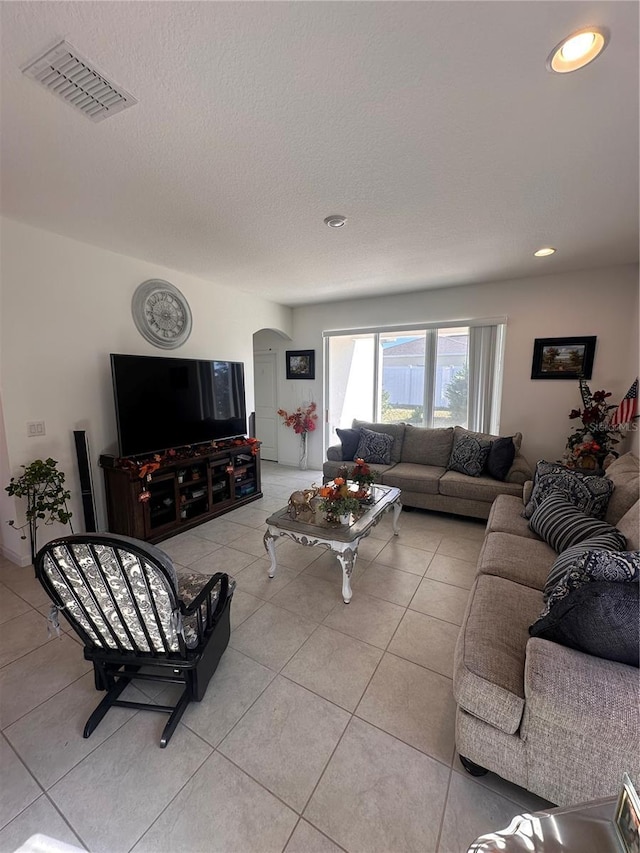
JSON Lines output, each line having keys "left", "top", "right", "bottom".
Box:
{"left": 286, "top": 350, "right": 315, "bottom": 380}
{"left": 531, "top": 336, "right": 596, "bottom": 380}
{"left": 615, "top": 774, "right": 640, "bottom": 853}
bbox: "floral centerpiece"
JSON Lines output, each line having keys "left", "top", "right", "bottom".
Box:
{"left": 350, "top": 458, "right": 376, "bottom": 492}
{"left": 318, "top": 477, "right": 362, "bottom": 524}
{"left": 563, "top": 380, "right": 620, "bottom": 469}
{"left": 277, "top": 402, "right": 318, "bottom": 470}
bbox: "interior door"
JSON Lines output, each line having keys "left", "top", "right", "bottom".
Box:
{"left": 253, "top": 352, "right": 278, "bottom": 461}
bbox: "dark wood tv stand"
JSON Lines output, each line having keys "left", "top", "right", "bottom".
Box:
{"left": 100, "top": 441, "right": 262, "bottom": 544}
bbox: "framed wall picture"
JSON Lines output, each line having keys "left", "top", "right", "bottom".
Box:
{"left": 614, "top": 774, "right": 640, "bottom": 853}
{"left": 286, "top": 349, "right": 315, "bottom": 380}
{"left": 531, "top": 336, "right": 596, "bottom": 380}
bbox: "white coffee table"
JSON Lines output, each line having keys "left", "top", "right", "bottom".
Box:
{"left": 263, "top": 484, "right": 402, "bottom": 603}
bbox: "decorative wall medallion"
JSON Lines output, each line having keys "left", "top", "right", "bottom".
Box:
{"left": 131, "top": 279, "right": 192, "bottom": 349}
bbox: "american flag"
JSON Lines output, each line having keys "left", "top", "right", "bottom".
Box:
{"left": 610, "top": 378, "right": 638, "bottom": 427}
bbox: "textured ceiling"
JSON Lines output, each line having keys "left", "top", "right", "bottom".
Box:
{"left": 1, "top": 1, "right": 638, "bottom": 306}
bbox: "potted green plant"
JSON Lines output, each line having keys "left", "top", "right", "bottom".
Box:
{"left": 5, "top": 458, "right": 73, "bottom": 564}
{"left": 320, "top": 493, "right": 361, "bottom": 524}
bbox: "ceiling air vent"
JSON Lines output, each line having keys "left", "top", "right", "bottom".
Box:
{"left": 22, "top": 40, "right": 137, "bottom": 122}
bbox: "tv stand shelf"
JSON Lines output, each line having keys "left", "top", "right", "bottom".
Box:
{"left": 100, "top": 442, "right": 262, "bottom": 544}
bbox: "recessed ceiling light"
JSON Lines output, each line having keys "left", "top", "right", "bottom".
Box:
{"left": 547, "top": 27, "right": 609, "bottom": 73}
{"left": 324, "top": 215, "right": 347, "bottom": 228}
{"left": 534, "top": 247, "right": 556, "bottom": 257}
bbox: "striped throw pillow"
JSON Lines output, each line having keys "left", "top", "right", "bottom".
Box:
{"left": 529, "top": 495, "right": 625, "bottom": 553}
{"left": 543, "top": 533, "right": 627, "bottom": 601}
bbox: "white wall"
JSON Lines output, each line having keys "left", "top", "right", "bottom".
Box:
{"left": 267, "top": 264, "right": 639, "bottom": 469}
{"left": 0, "top": 218, "right": 292, "bottom": 564}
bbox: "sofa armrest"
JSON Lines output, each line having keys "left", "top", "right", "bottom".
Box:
{"left": 523, "top": 637, "right": 640, "bottom": 802}
{"left": 524, "top": 637, "right": 639, "bottom": 733}
{"left": 327, "top": 443, "right": 343, "bottom": 462}
{"left": 522, "top": 480, "right": 533, "bottom": 505}
{"left": 506, "top": 454, "right": 533, "bottom": 485}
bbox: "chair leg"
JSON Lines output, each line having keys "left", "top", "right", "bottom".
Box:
{"left": 459, "top": 755, "right": 489, "bottom": 777}
{"left": 84, "top": 676, "right": 128, "bottom": 739}
{"left": 159, "top": 687, "right": 191, "bottom": 748}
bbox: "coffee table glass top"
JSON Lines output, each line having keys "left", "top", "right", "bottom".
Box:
{"left": 265, "top": 483, "right": 401, "bottom": 543}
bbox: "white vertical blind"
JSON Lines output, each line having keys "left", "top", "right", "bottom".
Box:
{"left": 468, "top": 325, "right": 501, "bottom": 433}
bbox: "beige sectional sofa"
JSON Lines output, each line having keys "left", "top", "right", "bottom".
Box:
{"left": 324, "top": 420, "right": 533, "bottom": 519}
{"left": 453, "top": 452, "right": 640, "bottom": 806}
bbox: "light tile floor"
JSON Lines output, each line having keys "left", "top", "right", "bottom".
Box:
{"left": 0, "top": 462, "right": 553, "bottom": 853}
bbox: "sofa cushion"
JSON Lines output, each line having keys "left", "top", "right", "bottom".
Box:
{"left": 604, "top": 452, "right": 640, "bottom": 525}
{"left": 336, "top": 427, "right": 361, "bottom": 462}
{"left": 448, "top": 434, "right": 492, "bottom": 477}
{"left": 323, "top": 459, "right": 394, "bottom": 482}
{"left": 486, "top": 436, "right": 516, "bottom": 481}
{"left": 353, "top": 420, "right": 405, "bottom": 464}
{"left": 355, "top": 428, "right": 394, "bottom": 465}
{"left": 523, "top": 461, "right": 614, "bottom": 520}
{"left": 542, "top": 533, "right": 629, "bottom": 599}
{"left": 454, "top": 574, "right": 543, "bottom": 734}
{"left": 617, "top": 501, "right": 639, "bottom": 550}
{"left": 439, "top": 471, "right": 522, "bottom": 504}
{"left": 528, "top": 494, "right": 625, "bottom": 553}
{"left": 479, "top": 532, "right": 556, "bottom": 590}
{"left": 486, "top": 494, "right": 540, "bottom": 540}
{"left": 380, "top": 463, "right": 445, "bottom": 495}
{"left": 401, "top": 424, "right": 454, "bottom": 467}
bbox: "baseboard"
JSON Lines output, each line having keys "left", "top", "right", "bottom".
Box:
{"left": 0, "top": 544, "right": 31, "bottom": 567}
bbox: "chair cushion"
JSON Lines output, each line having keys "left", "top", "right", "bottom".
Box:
{"left": 400, "top": 424, "right": 454, "bottom": 467}
{"left": 523, "top": 461, "right": 614, "bottom": 520}
{"left": 177, "top": 571, "right": 236, "bottom": 649}
{"left": 439, "top": 471, "right": 522, "bottom": 503}
{"left": 478, "top": 532, "right": 556, "bottom": 590}
{"left": 355, "top": 428, "right": 394, "bottom": 465}
{"left": 454, "top": 574, "right": 543, "bottom": 734}
{"left": 353, "top": 420, "right": 405, "bottom": 464}
{"left": 528, "top": 494, "right": 625, "bottom": 553}
{"left": 448, "top": 434, "right": 492, "bottom": 477}
{"left": 542, "top": 533, "right": 629, "bottom": 600}
{"left": 486, "top": 436, "right": 516, "bottom": 481}
{"left": 336, "top": 427, "right": 361, "bottom": 462}
{"left": 604, "top": 452, "right": 640, "bottom": 525}
{"left": 380, "top": 463, "right": 445, "bottom": 495}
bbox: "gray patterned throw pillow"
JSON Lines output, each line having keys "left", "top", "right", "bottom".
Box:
{"left": 523, "top": 461, "right": 614, "bottom": 520}
{"left": 355, "top": 428, "right": 394, "bottom": 465}
{"left": 447, "top": 434, "right": 492, "bottom": 477}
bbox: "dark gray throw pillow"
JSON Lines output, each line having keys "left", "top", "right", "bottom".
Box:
{"left": 355, "top": 428, "right": 394, "bottom": 465}
{"left": 529, "top": 581, "right": 639, "bottom": 667}
{"left": 448, "top": 434, "right": 492, "bottom": 477}
{"left": 523, "top": 460, "right": 614, "bottom": 520}
{"left": 336, "top": 427, "right": 361, "bottom": 461}
{"left": 529, "top": 494, "right": 625, "bottom": 554}
{"left": 485, "top": 436, "right": 515, "bottom": 481}
{"left": 543, "top": 533, "right": 628, "bottom": 599}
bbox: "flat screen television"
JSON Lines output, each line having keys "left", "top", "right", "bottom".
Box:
{"left": 110, "top": 354, "right": 247, "bottom": 458}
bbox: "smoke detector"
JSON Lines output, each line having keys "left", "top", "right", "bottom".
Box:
{"left": 22, "top": 40, "right": 137, "bottom": 122}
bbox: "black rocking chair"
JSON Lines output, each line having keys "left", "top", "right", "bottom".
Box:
{"left": 35, "top": 533, "right": 234, "bottom": 747}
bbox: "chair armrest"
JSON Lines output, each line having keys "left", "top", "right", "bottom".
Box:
{"left": 506, "top": 454, "right": 533, "bottom": 485}
{"left": 327, "top": 444, "right": 344, "bottom": 462}
{"left": 179, "top": 572, "right": 230, "bottom": 624}
{"left": 524, "top": 637, "right": 639, "bottom": 734}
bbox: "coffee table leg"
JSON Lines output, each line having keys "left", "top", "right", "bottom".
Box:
{"left": 336, "top": 548, "right": 356, "bottom": 604}
{"left": 392, "top": 500, "right": 402, "bottom": 535}
{"left": 263, "top": 529, "right": 278, "bottom": 578}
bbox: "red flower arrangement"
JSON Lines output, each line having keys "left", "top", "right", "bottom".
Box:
{"left": 277, "top": 402, "right": 318, "bottom": 435}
